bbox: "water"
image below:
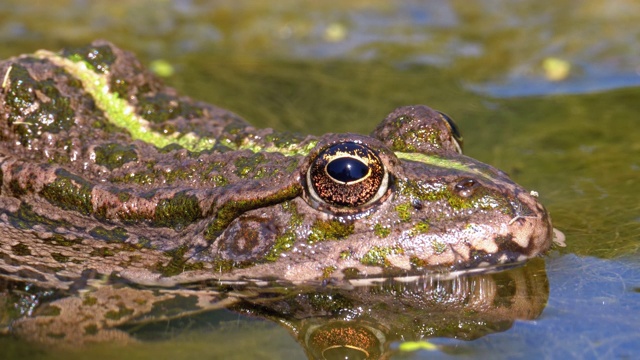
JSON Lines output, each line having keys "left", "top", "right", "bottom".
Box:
{"left": 1, "top": 1, "right": 639, "bottom": 359}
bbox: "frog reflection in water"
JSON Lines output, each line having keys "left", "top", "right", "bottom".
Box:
{"left": 0, "top": 41, "right": 554, "bottom": 288}
{"left": 7, "top": 259, "right": 550, "bottom": 354}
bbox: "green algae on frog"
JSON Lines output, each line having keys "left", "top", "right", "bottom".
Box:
{"left": 0, "top": 41, "right": 554, "bottom": 288}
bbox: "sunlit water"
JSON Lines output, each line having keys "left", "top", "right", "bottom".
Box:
{"left": 1, "top": 1, "right": 639, "bottom": 359}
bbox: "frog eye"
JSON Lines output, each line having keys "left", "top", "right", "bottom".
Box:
{"left": 307, "top": 142, "right": 389, "bottom": 208}
{"left": 437, "top": 111, "right": 464, "bottom": 153}
{"left": 305, "top": 322, "right": 383, "bottom": 360}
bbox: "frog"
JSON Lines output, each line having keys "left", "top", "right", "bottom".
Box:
{"left": 0, "top": 41, "right": 554, "bottom": 289}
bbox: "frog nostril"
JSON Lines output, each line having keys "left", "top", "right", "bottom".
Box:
{"left": 454, "top": 178, "right": 478, "bottom": 198}
{"left": 412, "top": 198, "right": 423, "bottom": 210}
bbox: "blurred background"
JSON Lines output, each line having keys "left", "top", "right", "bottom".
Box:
{"left": 1, "top": 1, "right": 639, "bottom": 358}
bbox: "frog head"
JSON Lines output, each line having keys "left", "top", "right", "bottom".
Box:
{"left": 211, "top": 105, "right": 553, "bottom": 281}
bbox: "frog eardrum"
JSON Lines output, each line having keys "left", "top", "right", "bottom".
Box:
{"left": 306, "top": 142, "right": 389, "bottom": 208}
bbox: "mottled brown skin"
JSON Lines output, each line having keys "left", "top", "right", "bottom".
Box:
{"left": 0, "top": 41, "right": 554, "bottom": 289}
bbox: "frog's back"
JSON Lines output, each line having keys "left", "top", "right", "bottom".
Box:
{"left": 0, "top": 40, "right": 255, "bottom": 177}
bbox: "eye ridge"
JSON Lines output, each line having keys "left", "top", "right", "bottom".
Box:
{"left": 307, "top": 142, "right": 389, "bottom": 208}
{"left": 437, "top": 110, "right": 463, "bottom": 153}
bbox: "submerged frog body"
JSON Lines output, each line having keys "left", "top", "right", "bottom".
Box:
{"left": 0, "top": 41, "right": 554, "bottom": 288}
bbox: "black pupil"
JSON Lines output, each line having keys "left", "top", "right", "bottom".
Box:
{"left": 327, "top": 157, "right": 368, "bottom": 183}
